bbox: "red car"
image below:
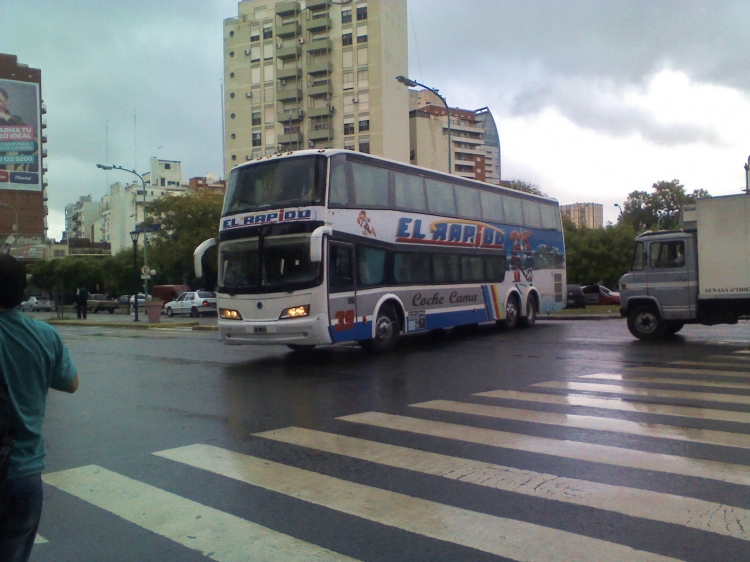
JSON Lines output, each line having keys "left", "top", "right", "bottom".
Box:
{"left": 582, "top": 285, "right": 621, "bottom": 305}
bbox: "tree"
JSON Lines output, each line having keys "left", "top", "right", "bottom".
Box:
{"left": 563, "top": 216, "right": 636, "bottom": 289}
{"left": 143, "top": 191, "right": 224, "bottom": 287}
{"left": 504, "top": 180, "right": 547, "bottom": 197}
{"left": 620, "top": 180, "right": 710, "bottom": 231}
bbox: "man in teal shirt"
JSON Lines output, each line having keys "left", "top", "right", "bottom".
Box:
{"left": 0, "top": 255, "right": 78, "bottom": 562}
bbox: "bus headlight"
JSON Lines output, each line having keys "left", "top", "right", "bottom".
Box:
{"left": 220, "top": 309, "right": 243, "bottom": 320}
{"left": 279, "top": 305, "right": 309, "bottom": 319}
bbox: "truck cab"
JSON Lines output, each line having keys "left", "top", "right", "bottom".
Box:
{"left": 619, "top": 231, "right": 698, "bottom": 339}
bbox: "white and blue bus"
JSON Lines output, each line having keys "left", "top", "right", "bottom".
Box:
{"left": 195, "top": 149, "right": 565, "bottom": 352}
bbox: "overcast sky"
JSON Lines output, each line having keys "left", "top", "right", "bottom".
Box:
{"left": 4, "top": 0, "right": 750, "bottom": 239}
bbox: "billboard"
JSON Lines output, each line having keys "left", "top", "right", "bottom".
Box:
{"left": 0, "top": 78, "right": 41, "bottom": 192}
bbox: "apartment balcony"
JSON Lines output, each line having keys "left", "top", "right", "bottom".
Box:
{"left": 276, "top": 45, "right": 302, "bottom": 59}
{"left": 305, "top": 16, "right": 332, "bottom": 32}
{"left": 453, "top": 146, "right": 485, "bottom": 156}
{"left": 278, "top": 132, "right": 304, "bottom": 145}
{"left": 277, "top": 67, "right": 302, "bottom": 80}
{"left": 307, "top": 83, "right": 332, "bottom": 97}
{"left": 304, "top": 38, "right": 332, "bottom": 53}
{"left": 41, "top": 135, "right": 47, "bottom": 144}
{"left": 306, "top": 0, "right": 331, "bottom": 9}
{"left": 307, "top": 60, "right": 332, "bottom": 75}
{"left": 453, "top": 158, "right": 476, "bottom": 167}
{"left": 41, "top": 148, "right": 48, "bottom": 157}
{"left": 41, "top": 103, "right": 47, "bottom": 114}
{"left": 306, "top": 105, "right": 332, "bottom": 118}
{"left": 451, "top": 136, "right": 484, "bottom": 146}
{"left": 277, "top": 108, "right": 305, "bottom": 122}
{"left": 275, "top": 21, "right": 301, "bottom": 36}
{"left": 308, "top": 128, "right": 332, "bottom": 141}
{"left": 277, "top": 87, "right": 303, "bottom": 101}
{"left": 275, "top": 1, "right": 300, "bottom": 16}
{"left": 41, "top": 119, "right": 47, "bottom": 129}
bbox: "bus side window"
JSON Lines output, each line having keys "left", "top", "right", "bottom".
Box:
{"left": 329, "top": 155, "right": 349, "bottom": 207}
{"left": 480, "top": 190, "right": 504, "bottom": 223}
{"left": 503, "top": 195, "right": 523, "bottom": 225}
{"left": 394, "top": 252, "right": 431, "bottom": 284}
{"left": 357, "top": 246, "right": 386, "bottom": 287}
{"left": 455, "top": 185, "right": 482, "bottom": 220}
{"left": 394, "top": 171, "right": 426, "bottom": 212}
{"left": 540, "top": 204, "right": 558, "bottom": 230}
{"left": 329, "top": 244, "right": 354, "bottom": 292}
{"left": 351, "top": 162, "right": 388, "bottom": 207}
{"left": 433, "top": 254, "right": 460, "bottom": 283}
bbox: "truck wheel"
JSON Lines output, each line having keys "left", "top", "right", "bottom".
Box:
{"left": 497, "top": 295, "right": 520, "bottom": 330}
{"left": 518, "top": 296, "right": 537, "bottom": 328}
{"left": 663, "top": 321, "right": 685, "bottom": 336}
{"left": 360, "top": 305, "right": 399, "bottom": 352}
{"left": 286, "top": 344, "right": 317, "bottom": 352}
{"left": 627, "top": 306, "right": 665, "bottom": 340}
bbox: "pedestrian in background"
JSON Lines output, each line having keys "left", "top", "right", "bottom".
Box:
{"left": 75, "top": 287, "right": 88, "bottom": 320}
{"left": 0, "top": 254, "right": 79, "bottom": 562}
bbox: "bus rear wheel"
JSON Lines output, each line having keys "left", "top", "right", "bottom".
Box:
{"left": 360, "top": 305, "right": 399, "bottom": 352}
{"left": 497, "top": 295, "right": 520, "bottom": 330}
{"left": 518, "top": 297, "right": 537, "bottom": 328}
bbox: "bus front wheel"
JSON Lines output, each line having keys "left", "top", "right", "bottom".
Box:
{"left": 360, "top": 305, "right": 400, "bottom": 352}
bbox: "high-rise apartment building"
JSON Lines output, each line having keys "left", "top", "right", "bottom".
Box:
{"left": 0, "top": 53, "right": 47, "bottom": 260}
{"left": 561, "top": 202, "right": 604, "bottom": 229}
{"left": 408, "top": 90, "right": 501, "bottom": 185}
{"left": 223, "top": 0, "right": 408, "bottom": 174}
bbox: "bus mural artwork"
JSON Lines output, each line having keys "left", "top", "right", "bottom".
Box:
{"left": 195, "top": 149, "right": 566, "bottom": 353}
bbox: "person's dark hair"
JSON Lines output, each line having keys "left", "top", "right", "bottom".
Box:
{"left": 0, "top": 254, "right": 26, "bottom": 309}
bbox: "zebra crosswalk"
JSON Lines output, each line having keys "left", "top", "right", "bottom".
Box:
{"left": 40, "top": 350, "right": 750, "bottom": 561}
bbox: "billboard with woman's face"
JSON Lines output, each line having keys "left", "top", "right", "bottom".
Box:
{"left": 0, "top": 78, "right": 41, "bottom": 192}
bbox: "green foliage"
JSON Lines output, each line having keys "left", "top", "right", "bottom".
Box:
{"left": 142, "top": 191, "right": 223, "bottom": 287}
{"left": 504, "top": 180, "right": 547, "bottom": 197}
{"left": 563, "top": 216, "right": 636, "bottom": 289}
{"left": 621, "top": 180, "right": 710, "bottom": 231}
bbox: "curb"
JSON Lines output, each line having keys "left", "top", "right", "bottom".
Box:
{"left": 43, "top": 320, "right": 217, "bottom": 331}
{"left": 541, "top": 314, "right": 622, "bottom": 321}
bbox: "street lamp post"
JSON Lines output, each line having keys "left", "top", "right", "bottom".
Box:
{"left": 129, "top": 230, "right": 140, "bottom": 322}
{"left": 97, "top": 163, "right": 151, "bottom": 295}
{"left": 744, "top": 156, "right": 749, "bottom": 194}
{"left": 396, "top": 76, "right": 452, "bottom": 175}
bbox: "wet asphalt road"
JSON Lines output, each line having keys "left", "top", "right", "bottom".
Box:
{"left": 28, "top": 318, "right": 750, "bottom": 561}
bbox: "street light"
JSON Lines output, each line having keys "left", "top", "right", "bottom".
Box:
{"left": 97, "top": 163, "right": 151, "bottom": 296}
{"left": 744, "top": 156, "right": 749, "bottom": 194}
{"left": 130, "top": 230, "right": 140, "bottom": 322}
{"left": 396, "top": 75, "right": 452, "bottom": 175}
{"left": 614, "top": 203, "right": 623, "bottom": 216}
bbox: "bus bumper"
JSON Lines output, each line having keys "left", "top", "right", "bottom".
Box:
{"left": 218, "top": 313, "right": 332, "bottom": 346}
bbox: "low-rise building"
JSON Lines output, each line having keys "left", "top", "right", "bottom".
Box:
{"left": 561, "top": 202, "right": 604, "bottom": 229}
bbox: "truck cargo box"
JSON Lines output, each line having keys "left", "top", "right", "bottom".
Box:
{"left": 689, "top": 194, "right": 750, "bottom": 300}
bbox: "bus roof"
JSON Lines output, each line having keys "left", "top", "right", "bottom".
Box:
{"left": 229, "top": 149, "right": 560, "bottom": 205}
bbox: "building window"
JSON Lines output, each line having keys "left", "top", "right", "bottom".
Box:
{"left": 230, "top": 92, "right": 235, "bottom": 98}
{"left": 357, "top": 47, "right": 368, "bottom": 65}
{"left": 251, "top": 66, "right": 261, "bottom": 83}
{"left": 342, "top": 9, "right": 352, "bottom": 23}
{"left": 358, "top": 118, "right": 369, "bottom": 132}
{"left": 252, "top": 111, "right": 261, "bottom": 126}
{"left": 343, "top": 72, "right": 354, "bottom": 90}
{"left": 230, "top": 113, "right": 236, "bottom": 119}
{"left": 263, "top": 43, "right": 273, "bottom": 60}
{"left": 264, "top": 105, "right": 274, "bottom": 123}
{"left": 164, "top": 163, "right": 171, "bottom": 169}
{"left": 358, "top": 92, "right": 369, "bottom": 111}
{"left": 343, "top": 50, "right": 353, "bottom": 69}
{"left": 357, "top": 25, "right": 367, "bottom": 43}
{"left": 264, "top": 63, "right": 274, "bottom": 81}
{"left": 357, "top": 69, "right": 368, "bottom": 88}
{"left": 231, "top": 133, "right": 236, "bottom": 139}
{"left": 263, "top": 24, "right": 273, "bottom": 39}
{"left": 231, "top": 154, "right": 237, "bottom": 161}
{"left": 344, "top": 120, "right": 354, "bottom": 135}
{"left": 359, "top": 140, "right": 370, "bottom": 154}
{"left": 229, "top": 30, "right": 235, "bottom": 37}
{"left": 342, "top": 32, "right": 353, "bottom": 46}
{"left": 251, "top": 26, "right": 260, "bottom": 42}
{"left": 252, "top": 132, "right": 262, "bottom": 146}
{"left": 229, "top": 72, "right": 235, "bottom": 78}
{"left": 250, "top": 45, "right": 260, "bottom": 62}
{"left": 356, "top": 5, "right": 367, "bottom": 20}
{"left": 343, "top": 95, "right": 354, "bottom": 113}
{"left": 265, "top": 128, "right": 275, "bottom": 146}
{"left": 229, "top": 51, "right": 235, "bottom": 57}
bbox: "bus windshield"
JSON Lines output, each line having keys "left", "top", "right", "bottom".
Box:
{"left": 223, "top": 155, "right": 327, "bottom": 215}
{"left": 219, "top": 234, "right": 321, "bottom": 294}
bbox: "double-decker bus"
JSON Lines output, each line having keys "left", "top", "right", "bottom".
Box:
{"left": 194, "top": 149, "right": 565, "bottom": 352}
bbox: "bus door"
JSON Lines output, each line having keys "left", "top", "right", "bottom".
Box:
{"left": 328, "top": 242, "right": 358, "bottom": 342}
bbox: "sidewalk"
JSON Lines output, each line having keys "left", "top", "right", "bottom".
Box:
{"left": 32, "top": 308, "right": 219, "bottom": 331}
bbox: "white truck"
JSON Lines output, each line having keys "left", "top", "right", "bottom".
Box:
{"left": 619, "top": 193, "right": 750, "bottom": 339}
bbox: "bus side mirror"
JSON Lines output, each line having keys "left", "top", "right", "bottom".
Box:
{"left": 310, "top": 226, "right": 332, "bottom": 263}
{"left": 194, "top": 238, "right": 218, "bottom": 278}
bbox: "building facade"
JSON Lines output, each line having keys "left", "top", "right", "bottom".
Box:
{"left": 561, "top": 202, "right": 604, "bottom": 229}
{"left": 408, "top": 90, "right": 501, "bottom": 185}
{"left": 64, "top": 195, "right": 102, "bottom": 241}
{"left": 223, "top": 0, "right": 409, "bottom": 174}
{"left": 0, "top": 53, "right": 47, "bottom": 260}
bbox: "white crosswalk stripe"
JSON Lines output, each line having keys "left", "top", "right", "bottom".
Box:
{"left": 41, "top": 355, "right": 750, "bottom": 561}
{"left": 670, "top": 360, "right": 750, "bottom": 369}
{"left": 154, "top": 444, "right": 679, "bottom": 562}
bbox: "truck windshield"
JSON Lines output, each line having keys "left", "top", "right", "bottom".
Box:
{"left": 223, "top": 155, "right": 327, "bottom": 215}
{"left": 219, "top": 234, "right": 321, "bottom": 294}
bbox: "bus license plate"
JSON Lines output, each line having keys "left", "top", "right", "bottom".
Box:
{"left": 254, "top": 327, "right": 267, "bottom": 334}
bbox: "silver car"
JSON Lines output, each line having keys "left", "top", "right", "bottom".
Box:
{"left": 20, "top": 296, "right": 53, "bottom": 312}
{"left": 164, "top": 291, "right": 217, "bottom": 317}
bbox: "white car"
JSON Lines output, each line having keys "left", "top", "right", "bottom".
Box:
{"left": 20, "top": 296, "right": 53, "bottom": 312}
{"left": 164, "top": 291, "right": 217, "bottom": 317}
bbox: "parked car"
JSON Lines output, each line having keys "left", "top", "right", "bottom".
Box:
{"left": 151, "top": 285, "right": 190, "bottom": 304}
{"left": 116, "top": 295, "right": 131, "bottom": 306}
{"left": 87, "top": 294, "right": 119, "bottom": 314}
{"left": 164, "top": 291, "right": 217, "bottom": 317}
{"left": 20, "top": 296, "right": 53, "bottom": 312}
{"left": 565, "top": 284, "right": 586, "bottom": 309}
{"left": 129, "top": 293, "right": 151, "bottom": 306}
{"left": 582, "top": 284, "right": 621, "bottom": 306}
